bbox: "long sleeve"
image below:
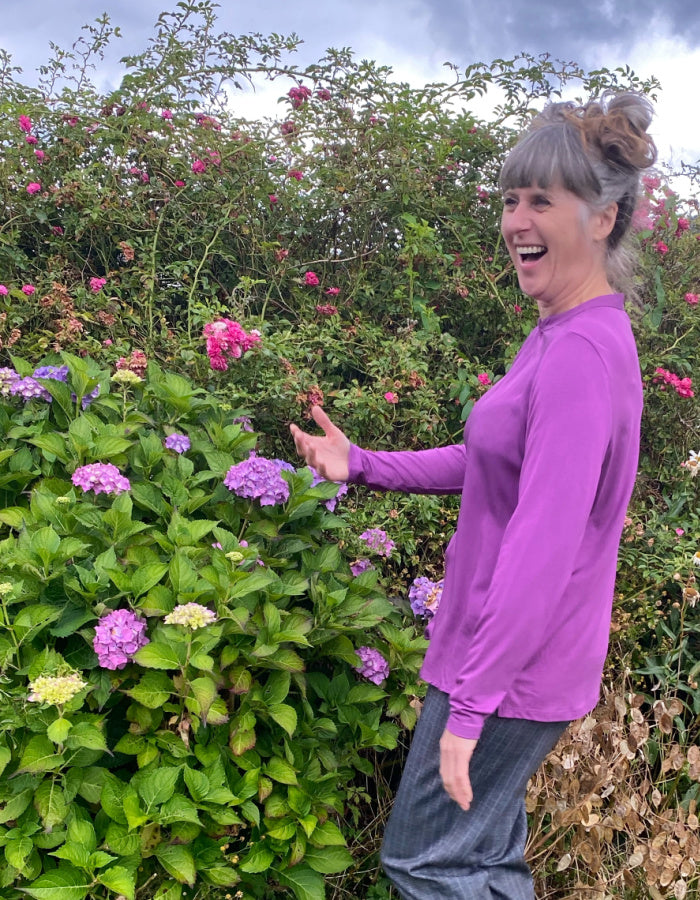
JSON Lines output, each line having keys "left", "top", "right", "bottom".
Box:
{"left": 348, "top": 443, "right": 466, "bottom": 495}
{"left": 445, "top": 333, "right": 613, "bottom": 739}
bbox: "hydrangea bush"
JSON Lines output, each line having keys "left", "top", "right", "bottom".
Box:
{"left": 0, "top": 354, "right": 427, "bottom": 900}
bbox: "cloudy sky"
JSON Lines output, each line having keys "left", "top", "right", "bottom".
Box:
{"left": 2, "top": 0, "right": 699, "bottom": 172}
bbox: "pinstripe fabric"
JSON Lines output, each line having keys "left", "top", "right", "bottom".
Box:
{"left": 381, "top": 686, "right": 568, "bottom": 899}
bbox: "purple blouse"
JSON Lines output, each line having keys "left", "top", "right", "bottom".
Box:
{"left": 348, "top": 294, "right": 643, "bottom": 739}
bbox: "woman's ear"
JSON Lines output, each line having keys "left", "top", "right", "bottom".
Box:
{"left": 594, "top": 202, "right": 618, "bottom": 242}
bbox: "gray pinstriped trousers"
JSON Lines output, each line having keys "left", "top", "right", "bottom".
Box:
{"left": 381, "top": 686, "right": 568, "bottom": 899}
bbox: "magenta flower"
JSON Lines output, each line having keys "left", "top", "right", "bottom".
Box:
{"left": 203, "top": 318, "right": 261, "bottom": 371}
{"left": 162, "top": 109, "right": 173, "bottom": 119}
{"left": 0, "top": 286, "right": 7, "bottom": 295}
{"left": 192, "top": 159, "right": 207, "bottom": 174}
{"left": 384, "top": 391, "right": 398, "bottom": 404}
{"left": 89, "top": 277, "right": 107, "bottom": 293}
{"left": 642, "top": 175, "right": 661, "bottom": 192}
{"left": 18, "top": 115, "right": 32, "bottom": 133}
{"left": 325, "top": 287, "right": 340, "bottom": 296}
{"left": 316, "top": 88, "right": 332, "bottom": 101}
{"left": 654, "top": 241, "right": 669, "bottom": 255}
{"left": 174, "top": 179, "right": 186, "bottom": 187}
{"left": 72, "top": 463, "right": 131, "bottom": 496}
{"left": 269, "top": 194, "right": 279, "bottom": 205}
{"left": 224, "top": 452, "right": 290, "bottom": 506}
{"left": 34, "top": 149, "right": 45, "bottom": 162}
{"left": 93, "top": 609, "right": 149, "bottom": 670}
{"left": 52, "top": 226, "right": 64, "bottom": 235}
{"left": 21, "top": 285, "right": 35, "bottom": 296}
{"left": 287, "top": 169, "right": 303, "bottom": 181}
{"left": 359, "top": 528, "right": 395, "bottom": 558}
{"left": 288, "top": 85, "right": 312, "bottom": 109}
{"left": 685, "top": 293, "right": 699, "bottom": 306}
{"left": 26, "top": 182, "right": 41, "bottom": 195}
{"left": 164, "top": 433, "right": 190, "bottom": 453}
{"left": 25, "top": 135, "right": 38, "bottom": 145}
{"left": 316, "top": 304, "right": 338, "bottom": 316}
{"left": 353, "top": 646, "right": 390, "bottom": 685}
{"left": 304, "top": 271, "right": 320, "bottom": 286}
{"left": 653, "top": 367, "right": 694, "bottom": 399}
{"left": 477, "top": 372, "right": 491, "bottom": 386}
{"left": 409, "top": 576, "right": 444, "bottom": 619}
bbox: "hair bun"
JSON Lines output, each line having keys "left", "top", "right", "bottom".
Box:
{"left": 573, "top": 91, "right": 657, "bottom": 171}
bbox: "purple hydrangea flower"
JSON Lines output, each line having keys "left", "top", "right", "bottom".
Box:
{"left": 81, "top": 385, "right": 100, "bottom": 410}
{"left": 272, "top": 458, "right": 296, "bottom": 474}
{"left": 164, "top": 433, "right": 191, "bottom": 453}
{"left": 0, "top": 368, "right": 20, "bottom": 396}
{"left": 409, "top": 575, "right": 444, "bottom": 618}
{"left": 233, "top": 415, "right": 254, "bottom": 432}
{"left": 350, "top": 558, "right": 374, "bottom": 577}
{"left": 223, "top": 452, "right": 290, "bottom": 506}
{"left": 353, "top": 646, "right": 390, "bottom": 685}
{"left": 359, "top": 528, "right": 395, "bottom": 558}
{"left": 72, "top": 463, "right": 130, "bottom": 496}
{"left": 10, "top": 376, "right": 52, "bottom": 401}
{"left": 309, "top": 466, "right": 349, "bottom": 512}
{"left": 93, "top": 608, "right": 149, "bottom": 669}
{"left": 33, "top": 365, "right": 69, "bottom": 382}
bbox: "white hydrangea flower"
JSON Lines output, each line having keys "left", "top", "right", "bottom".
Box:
{"left": 28, "top": 673, "right": 87, "bottom": 705}
{"left": 164, "top": 603, "right": 217, "bottom": 630}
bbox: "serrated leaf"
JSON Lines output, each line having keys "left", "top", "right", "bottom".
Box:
{"left": 303, "top": 844, "right": 354, "bottom": 874}
{"left": 133, "top": 641, "right": 185, "bottom": 670}
{"left": 0, "top": 788, "right": 33, "bottom": 823}
{"left": 266, "top": 757, "right": 298, "bottom": 785}
{"left": 18, "top": 735, "right": 64, "bottom": 773}
{"left": 134, "top": 767, "right": 180, "bottom": 809}
{"left": 67, "top": 819, "right": 96, "bottom": 854}
{"left": 310, "top": 820, "right": 347, "bottom": 846}
{"left": 5, "top": 833, "right": 33, "bottom": 871}
{"left": 154, "top": 843, "right": 196, "bottom": 885}
{"left": 156, "top": 794, "right": 202, "bottom": 827}
{"left": 126, "top": 671, "right": 174, "bottom": 708}
{"left": 239, "top": 843, "right": 275, "bottom": 873}
{"left": 131, "top": 563, "right": 169, "bottom": 598}
{"left": 34, "top": 779, "right": 69, "bottom": 830}
{"left": 268, "top": 703, "right": 297, "bottom": 737}
{"left": 276, "top": 864, "right": 326, "bottom": 900}
{"left": 46, "top": 718, "right": 72, "bottom": 744}
{"left": 20, "top": 866, "right": 92, "bottom": 900}
{"left": 229, "top": 728, "right": 256, "bottom": 756}
{"left": 98, "top": 865, "right": 136, "bottom": 900}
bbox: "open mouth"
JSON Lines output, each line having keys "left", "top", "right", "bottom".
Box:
{"left": 516, "top": 245, "right": 547, "bottom": 263}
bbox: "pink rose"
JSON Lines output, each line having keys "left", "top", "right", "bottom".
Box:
{"left": 191, "top": 159, "right": 207, "bottom": 174}
{"left": 90, "top": 277, "right": 107, "bottom": 293}
{"left": 685, "top": 293, "right": 699, "bottom": 306}
{"left": 22, "top": 285, "right": 35, "bottom": 296}
{"left": 174, "top": 180, "right": 185, "bottom": 187}
{"left": 287, "top": 169, "right": 303, "bottom": 181}
{"left": 384, "top": 391, "right": 398, "bottom": 404}
{"left": 0, "top": 285, "right": 7, "bottom": 296}
{"left": 34, "top": 150, "right": 45, "bottom": 162}
{"left": 18, "top": 115, "right": 32, "bottom": 133}
{"left": 26, "top": 182, "right": 41, "bottom": 194}
{"left": 477, "top": 372, "right": 491, "bottom": 386}
{"left": 269, "top": 194, "right": 279, "bottom": 205}
{"left": 25, "top": 135, "right": 37, "bottom": 145}
{"left": 304, "top": 271, "right": 320, "bottom": 286}
{"left": 654, "top": 241, "right": 669, "bottom": 255}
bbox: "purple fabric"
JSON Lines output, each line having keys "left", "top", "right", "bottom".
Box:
{"left": 348, "top": 294, "right": 642, "bottom": 740}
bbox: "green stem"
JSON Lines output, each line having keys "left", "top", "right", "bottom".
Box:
{"left": 147, "top": 210, "right": 165, "bottom": 348}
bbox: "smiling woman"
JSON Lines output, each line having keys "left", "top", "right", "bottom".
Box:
{"left": 290, "top": 91, "right": 659, "bottom": 900}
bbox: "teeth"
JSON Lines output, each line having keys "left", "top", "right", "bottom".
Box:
{"left": 517, "top": 245, "right": 546, "bottom": 255}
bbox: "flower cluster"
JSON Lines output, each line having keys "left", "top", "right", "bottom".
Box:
{"left": 353, "top": 646, "right": 390, "bottom": 684}
{"left": 28, "top": 673, "right": 87, "bottom": 705}
{"left": 0, "top": 367, "right": 20, "bottom": 396}
{"left": 409, "top": 575, "right": 444, "bottom": 618}
{"left": 477, "top": 372, "right": 492, "bottom": 386}
{"left": 316, "top": 304, "right": 338, "bottom": 316}
{"left": 224, "top": 452, "right": 291, "bottom": 506}
{"left": 304, "top": 271, "right": 320, "bottom": 286}
{"left": 164, "top": 433, "right": 191, "bottom": 453}
{"left": 89, "top": 277, "right": 107, "bottom": 293}
{"left": 359, "top": 528, "right": 395, "bottom": 557}
{"left": 685, "top": 293, "right": 699, "bottom": 306}
{"left": 350, "top": 558, "right": 374, "bottom": 576}
{"left": 203, "top": 318, "right": 261, "bottom": 371}
{"left": 72, "top": 463, "right": 131, "bottom": 496}
{"left": 653, "top": 367, "right": 694, "bottom": 398}
{"left": 309, "top": 465, "right": 348, "bottom": 512}
{"left": 384, "top": 391, "right": 398, "bottom": 404}
{"left": 10, "top": 376, "right": 52, "bottom": 401}
{"left": 164, "top": 602, "right": 217, "bottom": 630}
{"left": 288, "top": 85, "right": 312, "bottom": 108}
{"left": 111, "top": 369, "right": 142, "bottom": 386}
{"left": 93, "top": 609, "right": 149, "bottom": 669}
{"left": 116, "top": 350, "right": 148, "bottom": 378}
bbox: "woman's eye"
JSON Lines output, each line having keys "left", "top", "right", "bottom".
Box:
{"left": 503, "top": 196, "right": 517, "bottom": 208}
{"left": 533, "top": 196, "right": 550, "bottom": 207}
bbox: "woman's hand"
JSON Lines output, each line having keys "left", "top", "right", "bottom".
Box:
{"left": 289, "top": 405, "right": 351, "bottom": 482}
{"left": 439, "top": 729, "right": 478, "bottom": 811}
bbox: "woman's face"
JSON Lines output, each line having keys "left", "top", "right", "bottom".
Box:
{"left": 500, "top": 183, "right": 615, "bottom": 317}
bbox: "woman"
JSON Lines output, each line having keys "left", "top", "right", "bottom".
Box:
{"left": 290, "top": 92, "right": 657, "bottom": 899}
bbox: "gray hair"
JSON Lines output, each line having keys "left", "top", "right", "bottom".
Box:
{"left": 499, "top": 92, "right": 657, "bottom": 297}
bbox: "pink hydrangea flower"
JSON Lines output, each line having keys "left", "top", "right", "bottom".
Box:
{"left": 93, "top": 609, "right": 149, "bottom": 670}
{"left": 18, "top": 115, "right": 32, "bottom": 133}
{"left": 161, "top": 109, "right": 173, "bottom": 119}
{"left": 685, "top": 293, "right": 699, "bottom": 306}
{"left": 288, "top": 85, "right": 312, "bottom": 109}
{"left": 22, "top": 285, "right": 35, "bottom": 296}
{"left": 384, "top": 391, "right": 398, "bottom": 404}
{"left": 316, "top": 88, "right": 332, "bottom": 101}
{"left": 72, "top": 463, "right": 131, "bottom": 495}
{"left": 90, "top": 277, "right": 107, "bottom": 293}
{"left": 203, "top": 318, "right": 261, "bottom": 371}
{"left": 287, "top": 169, "right": 303, "bottom": 181}
{"left": 34, "top": 150, "right": 45, "bottom": 162}
{"left": 353, "top": 646, "right": 390, "bottom": 684}
{"left": 304, "top": 271, "right": 320, "bottom": 286}
{"left": 653, "top": 367, "right": 694, "bottom": 398}
{"left": 192, "top": 159, "right": 207, "bottom": 174}
{"left": 359, "top": 528, "right": 395, "bottom": 557}
{"left": 642, "top": 175, "right": 661, "bottom": 192}
{"left": 654, "top": 241, "right": 669, "bottom": 255}
{"left": 26, "top": 182, "right": 41, "bottom": 194}
{"left": 25, "top": 134, "right": 38, "bottom": 145}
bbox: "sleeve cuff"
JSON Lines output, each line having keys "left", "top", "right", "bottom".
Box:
{"left": 445, "top": 708, "right": 488, "bottom": 741}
